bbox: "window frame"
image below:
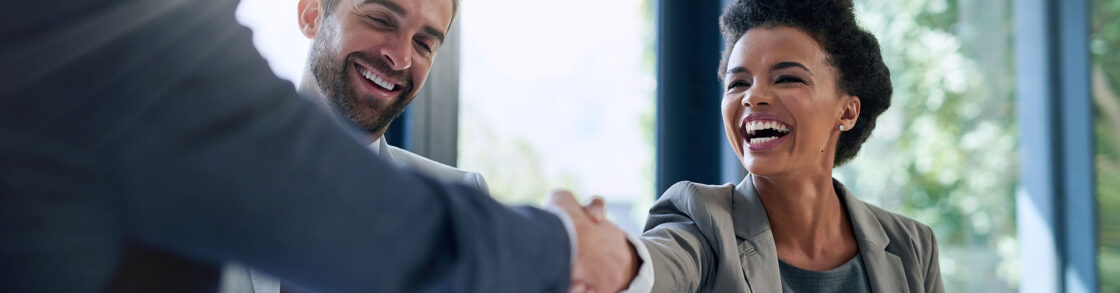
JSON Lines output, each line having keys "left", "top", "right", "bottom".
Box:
{"left": 396, "top": 20, "right": 463, "bottom": 166}
{"left": 1015, "top": 0, "right": 1098, "bottom": 291}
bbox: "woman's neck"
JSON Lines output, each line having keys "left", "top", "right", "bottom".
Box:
{"left": 753, "top": 173, "right": 858, "bottom": 270}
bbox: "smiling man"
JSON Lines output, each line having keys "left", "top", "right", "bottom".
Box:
{"left": 220, "top": 0, "right": 486, "bottom": 292}
{"left": 0, "top": 0, "right": 657, "bottom": 291}
{"left": 295, "top": 0, "right": 485, "bottom": 189}
{"left": 300, "top": 0, "right": 444, "bottom": 142}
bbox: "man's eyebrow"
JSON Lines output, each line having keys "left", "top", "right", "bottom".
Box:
{"left": 422, "top": 25, "right": 446, "bottom": 44}
{"left": 360, "top": 0, "right": 445, "bottom": 44}
{"left": 772, "top": 61, "right": 813, "bottom": 75}
{"left": 361, "top": 0, "right": 406, "bottom": 17}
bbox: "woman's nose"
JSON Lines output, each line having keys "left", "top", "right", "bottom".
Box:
{"left": 743, "top": 86, "right": 772, "bottom": 107}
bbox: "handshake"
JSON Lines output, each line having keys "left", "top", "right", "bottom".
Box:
{"left": 543, "top": 191, "right": 642, "bottom": 293}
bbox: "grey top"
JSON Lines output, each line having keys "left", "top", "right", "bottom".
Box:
{"left": 779, "top": 254, "right": 872, "bottom": 293}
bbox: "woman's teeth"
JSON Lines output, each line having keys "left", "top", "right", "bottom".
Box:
{"left": 750, "top": 136, "right": 780, "bottom": 144}
{"left": 745, "top": 120, "right": 790, "bottom": 135}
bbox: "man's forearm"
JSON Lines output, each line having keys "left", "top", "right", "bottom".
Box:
{"left": 1, "top": 0, "right": 574, "bottom": 291}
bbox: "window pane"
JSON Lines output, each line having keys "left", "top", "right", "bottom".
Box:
{"left": 457, "top": 0, "right": 657, "bottom": 233}
{"left": 1093, "top": 0, "right": 1120, "bottom": 291}
{"left": 843, "top": 0, "right": 1019, "bottom": 291}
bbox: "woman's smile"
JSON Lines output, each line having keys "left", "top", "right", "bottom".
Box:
{"left": 740, "top": 113, "right": 794, "bottom": 151}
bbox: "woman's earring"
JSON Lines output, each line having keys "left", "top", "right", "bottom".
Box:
{"left": 839, "top": 125, "right": 846, "bottom": 131}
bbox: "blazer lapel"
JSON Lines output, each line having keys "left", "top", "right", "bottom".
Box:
{"left": 837, "top": 180, "right": 909, "bottom": 293}
{"left": 733, "top": 176, "right": 782, "bottom": 293}
{"left": 859, "top": 246, "right": 908, "bottom": 293}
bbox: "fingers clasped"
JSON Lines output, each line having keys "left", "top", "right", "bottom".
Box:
{"left": 543, "top": 191, "right": 638, "bottom": 293}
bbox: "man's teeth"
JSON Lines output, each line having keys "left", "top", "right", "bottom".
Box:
{"left": 745, "top": 120, "right": 791, "bottom": 135}
{"left": 359, "top": 68, "right": 396, "bottom": 91}
{"left": 750, "top": 136, "right": 779, "bottom": 144}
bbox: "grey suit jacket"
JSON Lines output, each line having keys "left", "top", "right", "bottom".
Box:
{"left": 641, "top": 176, "right": 943, "bottom": 293}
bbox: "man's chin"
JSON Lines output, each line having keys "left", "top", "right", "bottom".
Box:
{"left": 354, "top": 86, "right": 411, "bottom": 104}
{"left": 348, "top": 105, "right": 408, "bottom": 133}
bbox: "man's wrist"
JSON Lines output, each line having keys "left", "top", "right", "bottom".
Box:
{"left": 628, "top": 241, "right": 640, "bottom": 280}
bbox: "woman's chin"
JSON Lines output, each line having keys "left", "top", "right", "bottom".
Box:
{"left": 741, "top": 157, "right": 787, "bottom": 177}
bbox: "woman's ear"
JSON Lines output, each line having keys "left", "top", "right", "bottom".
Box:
{"left": 839, "top": 95, "right": 861, "bottom": 131}
{"left": 297, "top": 0, "right": 323, "bottom": 39}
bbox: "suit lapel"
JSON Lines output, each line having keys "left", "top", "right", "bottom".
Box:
{"left": 733, "top": 176, "right": 782, "bottom": 293}
{"left": 837, "top": 180, "right": 909, "bottom": 293}
{"left": 859, "top": 245, "right": 908, "bottom": 293}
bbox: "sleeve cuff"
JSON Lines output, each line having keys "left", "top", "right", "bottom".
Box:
{"left": 620, "top": 233, "right": 654, "bottom": 293}
{"left": 543, "top": 206, "right": 578, "bottom": 267}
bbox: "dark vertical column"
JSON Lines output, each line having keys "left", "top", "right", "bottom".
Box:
{"left": 718, "top": 0, "right": 745, "bottom": 185}
{"left": 407, "top": 19, "right": 462, "bottom": 166}
{"left": 656, "top": 0, "right": 723, "bottom": 196}
{"left": 384, "top": 108, "right": 411, "bottom": 149}
{"left": 1057, "top": 0, "right": 1096, "bottom": 291}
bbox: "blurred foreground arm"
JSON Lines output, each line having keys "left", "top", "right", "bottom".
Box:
{"left": 0, "top": 1, "right": 571, "bottom": 292}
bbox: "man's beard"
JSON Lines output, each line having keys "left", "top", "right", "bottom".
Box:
{"left": 308, "top": 39, "right": 415, "bottom": 135}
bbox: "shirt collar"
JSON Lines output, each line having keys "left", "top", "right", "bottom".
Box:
{"left": 368, "top": 137, "right": 383, "bottom": 155}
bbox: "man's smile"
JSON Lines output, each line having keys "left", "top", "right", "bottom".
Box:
{"left": 353, "top": 62, "right": 405, "bottom": 99}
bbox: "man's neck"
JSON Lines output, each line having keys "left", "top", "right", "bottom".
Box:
{"left": 298, "top": 71, "right": 383, "bottom": 144}
{"left": 298, "top": 71, "right": 331, "bottom": 112}
{"left": 298, "top": 71, "right": 325, "bottom": 102}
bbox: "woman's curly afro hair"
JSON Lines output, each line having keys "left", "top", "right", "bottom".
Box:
{"left": 719, "top": 0, "right": 892, "bottom": 166}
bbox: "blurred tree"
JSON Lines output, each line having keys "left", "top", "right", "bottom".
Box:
{"left": 843, "top": 0, "right": 1019, "bottom": 291}
{"left": 1092, "top": 0, "right": 1120, "bottom": 291}
{"left": 458, "top": 108, "right": 584, "bottom": 204}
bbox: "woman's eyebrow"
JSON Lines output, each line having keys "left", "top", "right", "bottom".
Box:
{"left": 771, "top": 61, "right": 814, "bottom": 76}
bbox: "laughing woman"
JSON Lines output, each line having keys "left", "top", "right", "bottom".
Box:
{"left": 637, "top": 0, "right": 943, "bottom": 292}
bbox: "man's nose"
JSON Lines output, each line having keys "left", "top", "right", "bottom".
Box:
{"left": 380, "top": 37, "right": 412, "bottom": 71}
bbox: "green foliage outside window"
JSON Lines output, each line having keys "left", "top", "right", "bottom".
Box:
{"left": 1093, "top": 0, "right": 1120, "bottom": 291}
{"left": 842, "top": 0, "right": 1019, "bottom": 291}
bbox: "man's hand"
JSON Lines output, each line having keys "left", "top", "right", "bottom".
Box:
{"left": 544, "top": 191, "right": 639, "bottom": 293}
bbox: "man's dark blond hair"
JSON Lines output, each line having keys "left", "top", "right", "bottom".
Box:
{"left": 321, "top": 0, "right": 461, "bottom": 29}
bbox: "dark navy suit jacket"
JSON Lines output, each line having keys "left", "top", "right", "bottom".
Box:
{"left": 0, "top": 1, "right": 571, "bottom": 292}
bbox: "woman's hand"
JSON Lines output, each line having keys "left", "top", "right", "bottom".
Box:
{"left": 544, "top": 192, "right": 639, "bottom": 293}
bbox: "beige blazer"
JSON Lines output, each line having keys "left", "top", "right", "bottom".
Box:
{"left": 641, "top": 175, "right": 943, "bottom": 293}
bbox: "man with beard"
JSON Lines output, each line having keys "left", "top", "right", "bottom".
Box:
{"left": 295, "top": 0, "right": 488, "bottom": 192}
{"left": 298, "top": 0, "right": 488, "bottom": 191}
{"left": 2, "top": 0, "right": 644, "bottom": 292}
{"left": 219, "top": 0, "right": 490, "bottom": 292}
